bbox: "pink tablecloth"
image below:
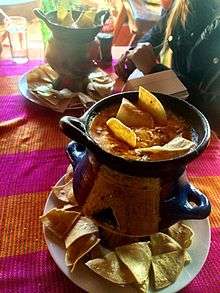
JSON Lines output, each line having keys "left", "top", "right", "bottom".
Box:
{"left": 0, "top": 59, "right": 220, "bottom": 293}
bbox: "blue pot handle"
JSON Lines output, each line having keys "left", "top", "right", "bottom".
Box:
{"left": 66, "top": 141, "right": 87, "bottom": 169}
{"left": 160, "top": 183, "right": 211, "bottom": 229}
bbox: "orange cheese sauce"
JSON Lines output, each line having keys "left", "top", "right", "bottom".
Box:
{"left": 89, "top": 104, "right": 193, "bottom": 161}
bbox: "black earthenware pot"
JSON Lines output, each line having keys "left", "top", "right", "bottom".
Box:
{"left": 33, "top": 9, "right": 110, "bottom": 83}
{"left": 60, "top": 92, "right": 211, "bottom": 237}
{"left": 33, "top": 8, "right": 109, "bottom": 43}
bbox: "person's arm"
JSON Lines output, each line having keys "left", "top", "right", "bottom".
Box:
{"left": 187, "top": 16, "right": 220, "bottom": 88}
{"left": 187, "top": 17, "right": 220, "bottom": 134}
{"left": 114, "top": 9, "right": 169, "bottom": 80}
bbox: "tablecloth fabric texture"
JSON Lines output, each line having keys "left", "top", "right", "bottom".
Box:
{"left": 0, "top": 60, "right": 220, "bottom": 293}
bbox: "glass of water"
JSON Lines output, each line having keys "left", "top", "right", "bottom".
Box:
{"left": 5, "top": 16, "right": 29, "bottom": 64}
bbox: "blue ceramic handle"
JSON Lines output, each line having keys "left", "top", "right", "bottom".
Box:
{"left": 182, "top": 184, "right": 211, "bottom": 218}
{"left": 160, "top": 183, "right": 211, "bottom": 229}
{"left": 66, "top": 141, "right": 87, "bottom": 169}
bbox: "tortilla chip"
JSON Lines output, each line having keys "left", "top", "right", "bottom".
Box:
{"left": 65, "top": 234, "right": 100, "bottom": 271}
{"left": 52, "top": 179, "right": 76, "bottom": 205}
{"left": 32, "top": 89, "right": 61, "bottom": 106}
{"left": 57, "top": 88, "right": 75, "bottom": 99}
{"left": 35, "top": 87, "right": 74, "bottom": 102}
{"left": 164, "top": 136, "right": 196, "bottom": 150}
{"left": 149, "top": 232, "right": 182, "bottom": 256}
{"left": 184, "top": 251, "right": 191, "bottom": 265}
{"left": 92, "top": 76, "right": 112, "bottom": 84}
{"left": 33, "top": 84, "right": 53, "bottom": 93}
{"left": 76, "top": 9, "right": 96, "bottom": 28}
{"left": 116, "top": 242, "right": 151, "bottom": 284}
{"left": 88, "top": 68, "right": 108, "bottom": 80}
{"left": 40, "top": 208, "right": 80, "bottom": 239}
{"left": 64, "top": 164, "right": 73, "bottom": 183}
{"left": 27, "top": 70, "right": 41, "bottom": 83}
{"left": 167, "top": 222, "right": 194, "bottom": 249}
{"left": 65, "top": 216, "right": 99, "bottom": 249}
{"left": 150, "top": 231, "right": 192, "bottom": 267}
{"left": 85, "top": 251, "right": 136, "bottom": 285}
{"left": 138, "top": 86, "right": 167, "bottom": 125}
{"left": 32, "top": 88, "right": 79, "bottom": 112}
{"left": 116, "top": 98, "right": 154, "bottom": 128}
{"left": 62, "top": 204, "right": 78, "bottom": 211}
{"left": 40, "top": 64, "right": 58, "bottom": 81}
{"left": 87, "top": 68, "right": 115, "bottom": 98}
{"left": 92, "top": 81, "right": 115, "bottom": 98}
{"left": 135, "top": 136, "right": 195, "bottom": 158}
{"left": 106, "top": 117, "right": 136, "bottom": 148}
{"left": 27, "top": 64, "right": 80, "bottom": 112}
{"left": 132, "top": 279, "right": 149, "bottom": 293}
{"left": 27, "top": 64, "right": 58, "bottom": 85}
{"left": 151, "top": 250, "right": 185, "bottom": 289}
{"left": 27, "top": 67, "right": 48, "bottom": 84}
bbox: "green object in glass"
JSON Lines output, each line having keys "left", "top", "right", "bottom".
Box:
{"left": 40, "top": 0, "right": 56, "bottom": 45}
{"left": 40, "top": 0, "right": 81, "bottom": 45}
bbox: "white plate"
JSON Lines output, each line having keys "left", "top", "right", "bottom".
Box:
{"left": 43, "top": 176, "right": 211, "bottom": 293}
{"left": 18, "top": 72, "right": 84, "bottom": 112}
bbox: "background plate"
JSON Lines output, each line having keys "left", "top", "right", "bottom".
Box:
{"left": 43, "top": 176, "right": 211, "bottom": 293}
{"left": 19, "top": 72, "right": 84, "bottom": 112}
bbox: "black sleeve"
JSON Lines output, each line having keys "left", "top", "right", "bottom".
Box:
{"left": 188, "top": 89, "right": 220, "bottom": 135}
{"left": 187, "top": 17, "right": 220, "bottom": 74}
{"left": 135, "top": 9, "right": 169, "bottom": 49}
{"left": 186, "top": 17, "right": 220, "bottom": 133}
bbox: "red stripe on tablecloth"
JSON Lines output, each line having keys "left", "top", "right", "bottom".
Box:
{"left": 187, "top": 136, "right": 220, "bottom": 177}
{"left": 0, "top": 60, "right": 43, "bottom": 77}
{"left": 0, "top": 149, "right": 69, "bottom": 197}
{"left": 182, "top": 227, "right": 220, "bottom": 293}
{"left": 0, "top": 250, "right": 83, "bottom": 293}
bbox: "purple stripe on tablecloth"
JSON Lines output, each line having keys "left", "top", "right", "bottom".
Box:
{"left": 0, "top": 94, "right": 54, "bottom": 121}
{"left": 187, "top": 141, "right": 220, "bottom": 177}
{"left": 187, "top": 157, "right": 220, "bottom": 177}
{"left": 0, "top": 149, "right": 69, "bottom": 197}
{"left": 181, "top": 227, "right": 220, "bottom": 293}
{"left": 0, "top": 250, "right": 82, "bottom": 293}
{"left": 0, "top": 95, "right": 27, "bottom": 121}
{"left": 0, "top": 60, "right": 43, "bottom": 77}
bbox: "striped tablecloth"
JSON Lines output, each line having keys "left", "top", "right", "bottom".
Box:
{"left": 0, "top": 59, "right": 220, "bottom": 293}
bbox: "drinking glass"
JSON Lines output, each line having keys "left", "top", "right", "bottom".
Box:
{"left": 5, "top": 16, "right": 29, "bottom": 64}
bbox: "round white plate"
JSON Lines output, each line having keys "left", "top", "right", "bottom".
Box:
{"left": 43, "top": 176, "right": 211, "bottom": 293}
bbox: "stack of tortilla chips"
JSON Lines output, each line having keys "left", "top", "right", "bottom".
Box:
{"left": 26, "top": 65, "right": 114, "bottom": 112}
{"left": 40, "top": 165, "right": 194, "bottom": 292}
